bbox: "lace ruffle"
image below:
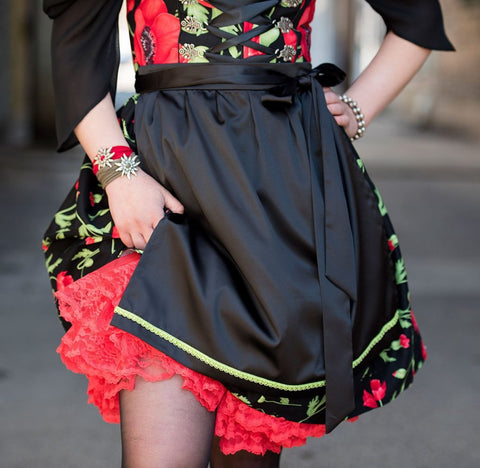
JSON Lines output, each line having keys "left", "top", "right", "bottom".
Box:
{"left": 55, "top": 253, "right": 327, "bottom": 455}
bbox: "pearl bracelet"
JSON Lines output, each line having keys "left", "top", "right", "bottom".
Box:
{"left": 339, "top": 94, "right": 366, "bottom": 142}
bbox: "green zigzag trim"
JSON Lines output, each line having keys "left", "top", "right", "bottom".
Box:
{"left": 114, "top": 306, "right": 401, "bottom": 390}
{"left": 353, "top": 309, "right": 400, "bottom": 367}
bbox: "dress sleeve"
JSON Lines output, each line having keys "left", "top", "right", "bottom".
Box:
{"left": 365, "top": 0, "right": 454, "bottom": 51}
{"left": 43, "top": 0, "right": 124, "bottom": 151}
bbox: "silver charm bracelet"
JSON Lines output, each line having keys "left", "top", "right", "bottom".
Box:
{"left": 339, "top": 94, "right": 366, "bottom": 142}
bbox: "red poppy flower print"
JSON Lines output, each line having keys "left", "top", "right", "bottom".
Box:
{"left": 399, "top": 334, "right": 410, "bottom": 348}
{"left": 197, "top": 0, "right": 215, "bottom": 8}
{"left": 421, "top": 341, "right": 428, "bottom": 360}
{"left": 362, "top": 390, "right": 377, "bottom": 408}
{"left": 410, "top": 310, "right": 420, "bottom": 332}
{"left": 112, "top": 226, "right": 121, "bottom": 239}
{"left": 243, "top": 22, "right": 264, "bottom": 59}
{"left": 362, "top": 379, "right": 387, "bottom": 408}
{"left": 56, "top": 271, "right": 74, "bottom": 292}
{"left": 133, "top": 0, "right": 180, "bottom": 66}
{"left": 298, "top": 0, "right": 315, "bottom": 61}
{"left": 370, "top": 379, "right": 386, "bottom": 400}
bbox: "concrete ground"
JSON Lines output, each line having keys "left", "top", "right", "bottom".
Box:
{"left": 0, "top": 114, "right": 479, "bottom": 467}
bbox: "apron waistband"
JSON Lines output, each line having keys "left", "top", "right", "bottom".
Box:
{"left": 135, "top": 62, "right": 345, "bottom": 92}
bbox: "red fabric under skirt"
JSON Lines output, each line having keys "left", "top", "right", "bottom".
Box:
{"left": 55, "top": 252, "right": 335, "bottom": 455}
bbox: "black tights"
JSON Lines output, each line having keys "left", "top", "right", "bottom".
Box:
{"left": 210, "top": 436, "right": 281, "bottom": 468}
{"left": 119, "top": 376, "right": 282, "bottom": 468}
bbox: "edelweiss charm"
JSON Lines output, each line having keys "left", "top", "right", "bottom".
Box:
{"left": 181, "top": 16, "right": 204, "bottom": 33}
{"left": 179, "top": 43, "right": 201, "bottom": 61}
{"left": 115, "top": 154, "right": 141, "bottom": 179}
{"left": 275, "top": 17, "right": 294, "bottom": 34}
{"left": 276, "top": 45, "right": 296, "bottom": 62}
{"left": 93, "top": 147, "right": 115, "bottom": 169}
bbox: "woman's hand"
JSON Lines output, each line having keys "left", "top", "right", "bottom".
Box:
{"left": 323, "top": 87, "right": 358, "bottom": 139}
{"left": 323, "top": 33, "right": 431, "bottom": 138}
{"left": 105, "top": 169, "right": 184, "bottom": 250}
{"left": 73, "top": 93, "right": 184, "bottom": 250}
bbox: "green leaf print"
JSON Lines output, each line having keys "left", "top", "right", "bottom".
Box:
{"left": 258, "top": 27, "right": 280, "bottom": 47}
{"left": 392, "top": 368, "right": 407, "bottom": 379}
{"left": 77, "top": 220, "right": 112, "bottom": 239}
{"left": 219, "top": 24, "right": 240, "bottom": 36}
{"left": 299, "top": 395, "right": 326, "bottom": 423}
{"left": 71, "top": 248, "right": 100, "bottom": 273}
{"left": 54, "top": 205, "right": 76, "bottom": 230}
{"left": 398, "top": 308, "right": 412, "bottom": 329}
{"left": 88, "top": 209, "right": 111, "bottom": 222}
{"left": 232, "top": 393, "right": 252, "bottom": 406}
{"left": 210, "top": 7, "right": 222, "bottom": 21}
{"left": 45, "top": 253, "right": 62, "bottom": 277}
{"left": 379, "top": 350, "right": 397, "bottom": 363}
{"left": 388, "top": 234, "right": 399, "bottom": 249}
{"left": 185, "top": 3, "right": 210, "bottom": 25}
{"left": 395, "top": 258, "right": 408, "bottom": 284}
{"left": 390, "top": 339, "right": 402, "bottom": 351}
{"left": 228, "top": 46, "right": 241, "bottom": 59}
{"left": 356, "top": 158, "right": 366, "bottom": 173}
{"left": 374, "top": 187, "right": 388, "bottom": 216}
{"left": 257, "top": 396, "right": 301, "bottom": 407}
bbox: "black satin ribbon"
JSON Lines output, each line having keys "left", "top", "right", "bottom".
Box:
{"left": 262, "top": 63, "right": 357, "bottom": 431}
{"left": 135, "top": 62, "right": 357, "bottom": 431}
{"left": 300, "top": 66, "right": 357, "bottom": 432}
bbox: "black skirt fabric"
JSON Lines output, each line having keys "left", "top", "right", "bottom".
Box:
{"left": 43, "top": 63, "right": 425, "bottom": 433}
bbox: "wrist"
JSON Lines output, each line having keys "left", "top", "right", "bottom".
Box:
{"left": 93, "top": 146, "right": 142, "bottom": 188}
{"left": 339, "top": 94, "right": 366, "bottom": 141}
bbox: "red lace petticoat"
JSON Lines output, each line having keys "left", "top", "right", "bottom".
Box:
{"left": 55, "top": 253, "right": 328, "bottom": 455}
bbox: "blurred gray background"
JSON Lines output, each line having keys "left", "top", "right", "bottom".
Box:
{"left": 1, "top": 1, "right": 479, "bottom": 467}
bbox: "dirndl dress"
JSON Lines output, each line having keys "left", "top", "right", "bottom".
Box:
{"left": 42, "top": 0, "right": 453, "bottom": 456}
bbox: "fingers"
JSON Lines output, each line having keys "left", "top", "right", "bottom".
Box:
{"left": 333, "top": 114, "right": 350, "bottom": 127}
{"left": 323, "top": 87, "right": 358, "bottom": 138}
{"left": 162, "top": 189, "right": 185, "bottom": 214}
{"left": 107, "top": 168, "right": 185, "bottom": 251}
{"left": 323, "top": 87, "right": 341, "bottom": 106}
{"left": 323, "top": 87, "right": 345, "bottom": 116}
{"left": 119, "top": 224, "right": 157, "bottom": 250}
{"left": 120, "top": 231, "right": 135, "bottom": 249}
{"left": 131, "top": 233, "right": 147, "bottom": 251}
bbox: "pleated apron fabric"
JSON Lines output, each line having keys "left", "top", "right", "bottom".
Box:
{"left": 105, "top": 62, "right": 407, "bottom": 432}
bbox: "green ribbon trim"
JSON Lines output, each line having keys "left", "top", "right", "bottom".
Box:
{"left": 114, "top": 305, "right": 402, "bottom": 390}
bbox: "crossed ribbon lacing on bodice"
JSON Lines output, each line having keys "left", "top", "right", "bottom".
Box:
{"left": 201, "top": 0, "right": 308, "bottom": 62}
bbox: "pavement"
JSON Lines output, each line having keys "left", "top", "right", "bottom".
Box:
{"left": 0, "top": 113, "right": 479, "bottom": 468}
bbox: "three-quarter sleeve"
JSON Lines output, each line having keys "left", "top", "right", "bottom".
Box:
{"left": 365, "top": 0, "right": 454, "bottom": 51}
{"left": 43, "top": 0, "right": 124, "bottom": 151}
